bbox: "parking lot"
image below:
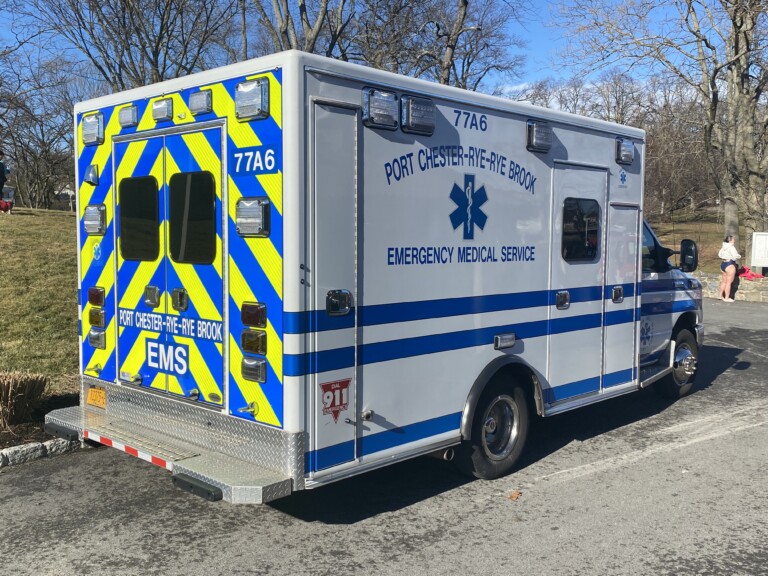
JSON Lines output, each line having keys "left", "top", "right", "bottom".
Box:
{"left": 1, "top": 298, "right": 767, "bottom": 576}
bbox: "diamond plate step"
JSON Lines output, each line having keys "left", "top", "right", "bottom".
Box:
{"left": 46, "top": 405, "right": 294, "bottom": 504}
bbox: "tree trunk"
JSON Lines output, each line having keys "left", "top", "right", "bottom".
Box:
{"left": 723, "top": 196, "right": 739, "bottom": 251}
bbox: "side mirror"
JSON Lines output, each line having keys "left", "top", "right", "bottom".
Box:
{"left": 679, "top": 239, "right": 698, "bottom": 272}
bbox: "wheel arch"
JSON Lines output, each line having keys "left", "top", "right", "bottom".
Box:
{"left": 460, "top": 357, "right": 542, "bottom": 442}
{"left": 673, "top": 311, "right": 698, "bottom": 338}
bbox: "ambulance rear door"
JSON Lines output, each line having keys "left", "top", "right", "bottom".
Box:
{"left": 114, "top": 125, "right": 226, "bottom": 406}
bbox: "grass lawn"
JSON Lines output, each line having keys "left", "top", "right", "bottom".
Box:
{"left": 649, "top": 217, "right": 736, "bottom": 275}
{"left": 0, "top": 208, "right": 79, "bottom": 396}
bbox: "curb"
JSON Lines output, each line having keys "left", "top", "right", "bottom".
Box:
{"left": 0, "top": 438, "right": 81, "bottom": 468}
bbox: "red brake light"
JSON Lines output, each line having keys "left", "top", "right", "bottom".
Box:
{"left": 88, "top": 287, "right": 105, "bottom": 306}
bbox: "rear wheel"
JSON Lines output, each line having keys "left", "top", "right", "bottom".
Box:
{"left": 455, "top": 381, "right": 529, "bottom": 480}
{"left": 654, "top": 328, "right": 698, "bottom": 399}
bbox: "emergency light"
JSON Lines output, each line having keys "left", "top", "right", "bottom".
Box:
{"left": 363, "top": 88, "right": 398, "bottom": 129}
{"left": 616, "top": 138, "right": 635, "bottom": 164}
{"left": 152, "top": 98, "right": 173, "bottom": 122}
{"left": 401, "top": 95, "right": 436, "bottom": 135}
{"left": 118, "top": 105, "right": 138, "bottom": 127}
{"left": 527, "top": 120, "right": 552, "bottom": 152}
{"left": 82, "top": 113, "right": 104, "bottom": 145}
{"left": 235, "top": 78, "right": 269, "bottom": 120}
{"left": 83, "top": 204, "right": 107, "bottom": 235}
{"left": 189, "top": 90, "right": 212, "bottom": 115}
{"left": 236, "top": 197, "right": 270, "bottom": 237}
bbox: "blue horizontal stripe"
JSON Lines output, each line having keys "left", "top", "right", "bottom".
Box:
{"left": 641, "top": 299, "right": 698, "bottom": 317}
{"left": 285, "top": 286, "right": 618, "bottom": 335}
{"left": 603, "top": 368, "right": 634, "bottom": 388}
{"left": 543, "top": 376, "right": 600, "bottom": 403}
{"left": 306, "top": 412, "right": 462, "bottom": 472}
{"left": 284, "top": 313, "right": 604, "bottom": 377}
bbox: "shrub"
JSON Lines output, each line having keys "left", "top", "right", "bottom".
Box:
{"left": 0, "top": 372, "right": 48, "bottom": 428}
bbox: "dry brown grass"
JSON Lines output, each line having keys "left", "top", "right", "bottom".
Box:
{"left": 0, "top": 371, "right": 48, "bottom": 427}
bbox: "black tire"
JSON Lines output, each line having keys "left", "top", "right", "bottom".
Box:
{"left": 654, "top": 328, "right": 698, "bottom": 399}
{"left": 455, "top": 380, "right": 529, "bottom": 480}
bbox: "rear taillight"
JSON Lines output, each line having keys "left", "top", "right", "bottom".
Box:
{"left": 89, "top": 307, "right": 105, "bottom": 328}
{"left": 241, "top": 302, "right": 267, "bottom": 328}
{"left": 241, "top": 330, "right": 266, "bottom": 355}
{"left": 88, "top": 286, "right": 105, "bottom": 306}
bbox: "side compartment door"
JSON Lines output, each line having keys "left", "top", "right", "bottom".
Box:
{"left": 310, "top": 103, "right": 359, "bottom": 472}
{"left": 547, "top": 163, "right": 607, "bottom": 404}
{"left": 115, "top": 137, "right": 168, "bottom": 392}
{"left": 603, "top": 203, "right": 640, "bottom": 388}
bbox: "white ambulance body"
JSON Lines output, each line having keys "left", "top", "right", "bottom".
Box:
{"left": 46, "top": 51, "right": 703, "bottom": 503}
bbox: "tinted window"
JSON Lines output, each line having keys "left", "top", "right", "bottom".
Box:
{"left": 642, "top": 223, "right": 661, "bottom": 272}
{"left": 169, "top": 171, "right": 216, "bottom": 264}
{"left": 119, "top": 176, "right": 159, "bottom": 261}
{"left": 562, "top": 198, "right": 600, "bottom": 262}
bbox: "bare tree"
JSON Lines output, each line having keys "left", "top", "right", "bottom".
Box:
{"left": 0, "top": 49, "right": 75, "bottom": 208}
{"left": 340, "top": 0, "right": 526, "bottom": 91}
{"left": 557, "top": 0, "right": 768, "bottom": 260}
{"left": 10, "top": 0, "right": 239, "bottom": 91}
{"left": 253, "top": 0, "right": 351, "bottom": 55}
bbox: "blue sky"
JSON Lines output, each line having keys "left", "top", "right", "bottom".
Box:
{"left": 514, "top": 5, "right": 567, "bottom": 85}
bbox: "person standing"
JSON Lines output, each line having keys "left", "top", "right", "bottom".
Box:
{"left": 718, "top": 235, "right": 741, "bottom": 302}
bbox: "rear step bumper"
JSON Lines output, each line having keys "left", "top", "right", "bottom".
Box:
{"left": 45, "top": 383, "right": 304, "bottom": 504}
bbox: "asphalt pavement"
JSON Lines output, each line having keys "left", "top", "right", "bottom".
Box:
{"left": 1, "top": 298, "right": 767, "bottom": 576}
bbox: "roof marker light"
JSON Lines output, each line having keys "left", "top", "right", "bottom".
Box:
{"left": 362, "top": 88, "right": 398, "bottom": 130}
{"left": 190, "top": 90, "right": 212, "bottom": 115}
{"left": 118, "top": 105, "right": 138, "bottom": 127}
{"left": 152, "top": 98, "right": 173, "bottom": 122}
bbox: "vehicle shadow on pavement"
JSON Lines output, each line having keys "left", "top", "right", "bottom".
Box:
{"left": 271, "top": 343, "right": 740, "bottom": 524}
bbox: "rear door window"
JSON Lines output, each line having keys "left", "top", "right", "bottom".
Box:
{"left": 119, "top": 176, "right": 160, "bottom": 261}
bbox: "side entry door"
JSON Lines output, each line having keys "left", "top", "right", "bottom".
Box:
{"left": 602, "top": 203, "right": 640, "bottom": 388}
{"left": 310, "top": 103, "right": 359, "bottom": 472}
{"left": 114, "top": 127, "right": 225, "bottom": 406}
{"left": 547, "top": 163, "right": 607, "bottom": 404}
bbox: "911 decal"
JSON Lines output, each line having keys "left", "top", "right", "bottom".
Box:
{"left": 320, "top": 379, "right": 350, "bottom": 423}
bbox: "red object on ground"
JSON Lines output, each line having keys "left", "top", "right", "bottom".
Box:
{"left": 739, "top": 265, "right": 764, "bottom": 280}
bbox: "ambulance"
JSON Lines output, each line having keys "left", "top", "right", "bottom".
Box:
{"left": 46, "top": 50, "right": 703, "bottom": 503}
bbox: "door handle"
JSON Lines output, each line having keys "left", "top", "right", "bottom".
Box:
{"left": 555, "top": 290, "right": 570, "bottom": 310}
{"left": 144, "top": 285, "right": 160, "bottom": 309}
{"left": 172, "top": 287, "right": 189, "bottom": 312}
{"left": 612, "top": 286, "right": 624, "bottom": 303}
{"left": 326, "top": 289, "right": 352, "bottom": 316}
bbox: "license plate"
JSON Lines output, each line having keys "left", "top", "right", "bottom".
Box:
{"left": 86, "top": 386, "right": 106, "bottom": 409}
